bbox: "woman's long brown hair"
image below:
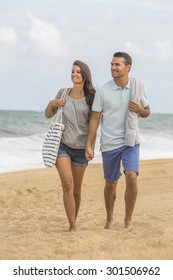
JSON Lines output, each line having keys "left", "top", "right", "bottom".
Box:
{"left": 73, "top": 60, "right": 96, "bottom": 110}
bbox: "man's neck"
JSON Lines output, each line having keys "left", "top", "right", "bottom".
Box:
{"left": 114, "top": 77, "right": 129, "bottom": 89}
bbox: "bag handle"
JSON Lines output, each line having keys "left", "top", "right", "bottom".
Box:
{"left": 54, "top": 88, "right": 68, "bottom": 124}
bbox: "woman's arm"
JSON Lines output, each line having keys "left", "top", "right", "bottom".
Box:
{"left": 45, "top": 99, "right": 66, "bottom": 118}
{"left": 85, "top": 111, "right": 101, "bottom": 160}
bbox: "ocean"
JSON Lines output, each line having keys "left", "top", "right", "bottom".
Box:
{"left": 0, "top": 110, "right": 172, "bottom": 173}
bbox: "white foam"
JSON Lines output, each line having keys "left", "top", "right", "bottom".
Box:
{"left": 0, "top": 130, "right": 172, "bottom": 173}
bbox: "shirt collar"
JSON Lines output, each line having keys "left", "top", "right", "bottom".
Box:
{"left": 111, "top": 78, "right": 131, "bottom": 90}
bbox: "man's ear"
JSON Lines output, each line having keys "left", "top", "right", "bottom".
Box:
{"left": 126, "top": 64, "right": 131, "bottom": 72}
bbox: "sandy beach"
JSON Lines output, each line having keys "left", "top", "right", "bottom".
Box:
{"left": 0, "top": 159, "right": 173, "bottom": 260}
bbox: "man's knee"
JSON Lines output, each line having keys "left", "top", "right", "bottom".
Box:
{"left": 105, "top": 180, "right": 118, "bottom": 190}
{"left": 125, "top": 171, "right": 137, "bottom": 187}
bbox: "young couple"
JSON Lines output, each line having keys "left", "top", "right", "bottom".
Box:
{"left": 45, "top": 52, "right": 150, "bottom": 232}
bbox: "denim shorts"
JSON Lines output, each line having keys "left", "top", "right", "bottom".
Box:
{"left": 102, "top": 144, "right": 140, "bottom": 182}
{"left": 57, "top": 142, "right": 88, "bottom": 167}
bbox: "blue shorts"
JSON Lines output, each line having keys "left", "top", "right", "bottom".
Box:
{"left": 57, "top": 142, "right": 88, "bottom": 167}
{"left": 102, "top": 144, "right": 140, "bottom": 182}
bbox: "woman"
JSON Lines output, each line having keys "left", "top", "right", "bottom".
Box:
{"left": 45, "top": 60, "right": 95, "bottom": 231}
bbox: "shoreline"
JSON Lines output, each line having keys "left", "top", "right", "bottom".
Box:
{"left": 1, "top": 157, "right": 173, "bottom": 175}
{"left": 0, "top": 158, "right": 173, "bottom": 260}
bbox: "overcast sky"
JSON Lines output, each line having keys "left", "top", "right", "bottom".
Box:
{"left": 0, "top": 0, "right": 173, "bottom": 113}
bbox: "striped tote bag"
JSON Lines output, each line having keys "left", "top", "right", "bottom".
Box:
{"left": 42, "top": 89, "right": 67, "bottom": 167}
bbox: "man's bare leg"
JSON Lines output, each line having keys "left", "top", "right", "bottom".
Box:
{"left": 124, "top": 171, "right": 138, "bottom": 228}
{"left": 104, "top": 180, "right": 118, "bottom": 229}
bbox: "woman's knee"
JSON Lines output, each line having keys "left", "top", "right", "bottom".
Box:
{"left": 74, "top": 189, "right": 81, "bottom": 199}
{"left": 62, "top": 178, "right": 74, "bottom": 192}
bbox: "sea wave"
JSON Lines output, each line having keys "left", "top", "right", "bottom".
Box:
{"left": 0, "top": 133, "right": 46, "bottom": 173}
{"left": 0, "top": 111, "right": 172, "bottom": 173}
{"left": 0, "top": 130, "right": 172, "bottom": 173}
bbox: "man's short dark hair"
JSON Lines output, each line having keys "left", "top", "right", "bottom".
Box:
{"left": 113, "top": 52, "right": 132, "bottom": 66}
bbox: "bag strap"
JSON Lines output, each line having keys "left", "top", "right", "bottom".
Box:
{"left": 60, "top": 88, "right": 68, "bottom": 100}
{"left": 54, "top": 88, "right": 68, "bottom": 124}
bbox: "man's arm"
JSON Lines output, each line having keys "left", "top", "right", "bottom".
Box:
{"left": 129, "top": 101, "right": 150, "bottom": 118}
{"left": 85, "top": 111, "right": 102, "bottom": 160}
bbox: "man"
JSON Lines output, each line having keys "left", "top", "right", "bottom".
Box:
{"left": 85, "top": 52, "right": 150, "bottom": 229}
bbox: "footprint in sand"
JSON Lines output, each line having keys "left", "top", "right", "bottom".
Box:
{"left": 15, "top": 190, "right": 23, "bottom": 196}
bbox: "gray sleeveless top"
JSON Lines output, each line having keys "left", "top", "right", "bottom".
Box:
{"left": 55, "top": 88, "right": 90, "bottom": 149}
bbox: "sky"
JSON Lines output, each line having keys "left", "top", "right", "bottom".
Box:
{"left": 0, "top": 0, "right": 173, "bottom": 114}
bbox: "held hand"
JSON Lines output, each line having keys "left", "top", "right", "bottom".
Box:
{"left": 128, "top": 100, "right": 143, "bottom": 114}
{"left": 49, "top": 99, "right": 66, "bottom": 107}
{"left": 85, "top": 145, "right": 94, "bottom": 161}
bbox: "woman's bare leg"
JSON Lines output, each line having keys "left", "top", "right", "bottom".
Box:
{"left": 56, "top": 157, "right": 76, "bottom": 231}
{"left": 71, "top": 164, "right": 86, "bottom": 219}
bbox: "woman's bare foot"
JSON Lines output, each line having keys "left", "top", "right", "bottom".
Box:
{"left": 104, "top": 221, "right": 114, "bottom": 229}
{"left": 69, "top": 225, "right": 76, "bottom": 232}
{"left": 124, "top": 219, "right": 133, "bottom": 229}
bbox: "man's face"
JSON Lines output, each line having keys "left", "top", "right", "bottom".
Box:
{"left": 111, "top": 57, "right": 131, "bottom": 79}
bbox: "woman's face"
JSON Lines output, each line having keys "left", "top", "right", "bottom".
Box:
{"left": 71, "top": 65, "right": 84, "bottom": 85}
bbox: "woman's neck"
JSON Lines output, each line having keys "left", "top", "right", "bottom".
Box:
{"left": 70, "top": 84, "right": 84, "bottom": 99}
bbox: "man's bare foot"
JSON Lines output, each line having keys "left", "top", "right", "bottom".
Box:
{"left": 104, "top": 221, "right": 113, "bottom": 229}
